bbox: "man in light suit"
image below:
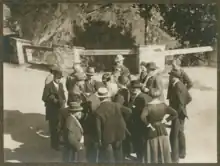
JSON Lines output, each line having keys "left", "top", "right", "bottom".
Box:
{"left": 168, "top": 70, "right": 192, "bottom": 163}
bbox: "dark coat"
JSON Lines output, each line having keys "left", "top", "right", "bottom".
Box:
{"left": 139, "top": 71, "right": 148, "bottom": 84}
{"left": 42, "top": 81, "right": 66, "bottom": 120}
{"left": 169, "top": 81, "right": 192, "bottom": 119}
{"left": 95, "top": 101, "right": 132, "bottom": 144}
{"left": 66, "top": 74, "right": 77, "bottom": 92}
{"left": 114, "top": 87, "right": 130, "bottom": 107}
{"left": 130, "top": 92, "right": 152, "bottom": 138}
{"left": 59, "top": 108, "right": 84, "bottom": 151}
{"left": 84, "top": 79, "right": 101, "bottom": 94}
{"left": 167, "top": 69, "right": 193, "bottom": 100}
{"left": 144, "top": 74, "right": 165, "bottom": 101}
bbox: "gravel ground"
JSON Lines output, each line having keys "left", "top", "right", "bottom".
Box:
{"left": 3, "top": 63, "right": 217, "bottom": 163}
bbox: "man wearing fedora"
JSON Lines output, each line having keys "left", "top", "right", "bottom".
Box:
{"left": 66, "top": 60, "right": 85, "bottom": 93}
{"left": 167, "top": 58, "right": 193, "bottom": 101}
{"left": 42, "top": 67, "right": 66, "bottom": 150}
{"left": 168, "top": 70, "right": 192, "bottom": 163}
{"left": 114, "top": 75, "right": 133, "bottom": 160}
{"left": 95, "top": 87, "right": 132, "bottom": 163}
{"left": 114, "top": 54, "right": 131, "bottom": 79}
{"left": 59, "top": 96, "right": 86, "bottom": 162}
{"left": 129, "top": 80, "right": 152, "bottom": 162}
{"left": 84, "top": 67, "right": 102, "bottom": 95}
{"left": 141, "top": 62, "right": 164, "bottom": 102}
{"left": 67, "top": 72, "right": 87, "bottom": 105}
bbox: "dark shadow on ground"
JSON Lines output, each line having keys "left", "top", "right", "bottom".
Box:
{"left": 4, "top": 110, "right": 61, "bottom": 163}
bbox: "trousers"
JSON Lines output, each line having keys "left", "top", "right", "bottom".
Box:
{"left": 170, "top": 118, "right": 186, "bottom": 163}
{"left": 48, "top": 116, "right": 59, "bottom": 149}
{"left": 100, "top": 141, "right": 123, "bottom": 163}
{"left": 62, "top": 146, "right": 86, "bottom": 162}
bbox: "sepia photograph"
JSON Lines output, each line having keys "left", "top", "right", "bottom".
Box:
{"left": 3, "top": 2, "right": 218, "bottom": 163}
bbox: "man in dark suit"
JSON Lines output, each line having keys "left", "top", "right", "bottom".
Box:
{"left": 167, "top": 58, "right": 193, "bottom": 101}
{"left": 95, "top": 87, "right": 132, "bottom": 163}
{"left": 141, "top": 62, "right": 164, "bottom": 102}
{"left": 42, "top": 68, "right": 66, "bottom": 150}
{"left": 114, "top": 75, "right": 132, "bottom": 159}
{"left": 114, "top": 54, "right": 131, "bottom": 79}
{"left": 84, "top": 67, "right": 101, "bottom": 94}
{"left": 129, "top": 80, "right": 152, "bottom": 162}
{"left": 168, "top": 70, "right": 192, "bottom": 163}
{"left": 59, "top": 99, "right": 86, "bottom": 162}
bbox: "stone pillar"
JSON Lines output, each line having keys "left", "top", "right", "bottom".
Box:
{"left": 12, "top": 38, "right": 32, "bottom": 64}
{"left": 138, "top": 45, "right": 166, "bottom": 72}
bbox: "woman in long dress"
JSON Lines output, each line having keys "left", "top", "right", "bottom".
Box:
{"left": 140, "top": 88, "right": 177, "bottom": 163}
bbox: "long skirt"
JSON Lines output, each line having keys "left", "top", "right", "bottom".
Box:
{"left": 143, "top": 135, "right": 172, "bottom": 163}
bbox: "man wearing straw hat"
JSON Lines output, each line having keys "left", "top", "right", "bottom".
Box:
{"left": 114, "top": 54, "right": 130, "bottom": 79}
{"left": 95, "top": 87, "right": 132, "bottom": 163}
{"left": 59, "top": 96, "right": 86, "bottom": 162}
{"left": 42, "top": 67, "right": 66, "bottom": 150}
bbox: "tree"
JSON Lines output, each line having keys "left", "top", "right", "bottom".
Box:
{"left": 158, "top": 4, "right": 217, "bottom": 47}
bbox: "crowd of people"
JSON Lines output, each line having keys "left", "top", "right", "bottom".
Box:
{"left": 42, "top": 54, "right": 193, "bottom": 163}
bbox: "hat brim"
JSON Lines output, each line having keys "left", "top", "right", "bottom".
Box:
{"left": 86, "top": 73, "right": 95, "bottom": 76}
{"left": 68, "top": 107, "right": 83, "bottom": 112}
{"left": 95, "top": 92, "right": 110, "bottom": 98}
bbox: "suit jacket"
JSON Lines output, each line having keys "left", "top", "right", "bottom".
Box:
{"left": 114, "top": 87, "right": 130, "bottom": 107}
{"left": 95, "top": 101, "right": 132, "bottom": 144}
{"left": 169, "top": 81, "right": 192, "bottom": 119}
{"left": 60, "top": 108, "right": 84, "bottom": 151}
{"left": 84, "top": 79, "right": 101, "bottom": 94}
{"left": 130, "top": 92, "right": 152, "bottom": 138}
{"left": 67, "top": 84, "right": 87, "bottom": 105}
{"left": 42, "top": 81, "right": 66, "bottom": 120}
{"left": 139, "top": 71, "right": 148, "bottom": 84}
{"left": 66, "top": 74, "right": 76, "bottom": 92}
{"left": 167, "top": 69, "right": 193, "bottom": 100}
{"left": 144, "top": 74, "right": 165, "bottom": 101}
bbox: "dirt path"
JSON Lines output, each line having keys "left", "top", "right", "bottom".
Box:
{"left": 3, "top": 64, "right": 217, "bottom": 163}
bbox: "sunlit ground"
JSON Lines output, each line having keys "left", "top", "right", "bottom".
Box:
{"left": 3, "top": 63, "right": 217, "bottom": 163}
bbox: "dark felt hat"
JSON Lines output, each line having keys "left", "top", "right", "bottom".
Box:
{"left": 75, "top": 72, "right": 86, "bottom": 81}
{"left": 130, "top": 80, "right": 142, "bottom": 88}
{"left": 102, "top": 73, "right": 111, "bottom": 82}
{"left": 86, "top": 67, "right": 95, "bottom": 76}
{"left": 118, "top": 75, "right": 129, "bottom": 85}
{"left": 148, "top": 62, "right": 158, "bottom": 70}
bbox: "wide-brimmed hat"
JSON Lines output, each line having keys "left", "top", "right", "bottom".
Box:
{"left": 118, "top": 75, "right": 129, "bottom": 85}
{"left": 130, "top": 80, "right": 142, "bottom": 88}
{"left": 168, "top": 70, "right": 182, "bottom": 79}
{"left": 148, "top": 62, "right": 158, "bottom": 70}
{"left": 102, "top": 73, "right": 111, "bottom": 82}
{"left": 86, "top": 67, "right": 95, "bottom": 76}
{"left": 95, "top": 87, "right": 110, "bottom": 98}
{"left": 68, "top": 102, "right": 83, "bottom": 112}
{"left": 52, "top": 66, "right": 63, "bottom": 78}
{"left": 115, "top": 54, "right": 125, "bottom": 62}
{"left": 75, "top": 72, "right": 86, "bottom": 81}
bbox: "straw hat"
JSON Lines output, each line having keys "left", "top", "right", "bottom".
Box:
{"left": 95, "top": 87, "right": 110, "bottom": 98}
{"left": 148, "top": 62, "right": 158, "bottom": 70}
{"left": 68, "top": 102, "right": 83, "bottom": 112}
